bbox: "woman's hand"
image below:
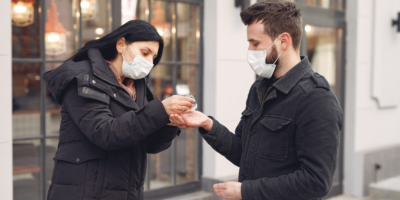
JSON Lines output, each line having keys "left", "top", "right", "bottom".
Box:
{"left": 162, "top": 95, "right": 195, "bottom": 115}
{"left": 169, "top": 111, "right": 213, "bottom": 132}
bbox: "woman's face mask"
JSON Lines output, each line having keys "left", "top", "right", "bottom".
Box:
{"left": 121, "top": 44, "right": 154, "bottom": 80}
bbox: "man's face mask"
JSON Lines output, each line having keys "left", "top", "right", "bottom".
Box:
{"left": 247, "top": 36, "right": 283, "bottom": 79}
{"left": 121, "top": 44, "right": 154, "bottom": 80}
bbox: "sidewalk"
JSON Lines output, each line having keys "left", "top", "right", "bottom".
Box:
{"left": 327, "top": 195, "right": 369, "bottom": 200}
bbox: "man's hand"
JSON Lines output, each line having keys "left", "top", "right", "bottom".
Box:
{"left": 169, "top": 111, "right": 213, "bottom": 131}
{"left": 213, "top": 182, "right": 242, "bottom": 200}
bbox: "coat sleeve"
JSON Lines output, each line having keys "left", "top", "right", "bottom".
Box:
{"left": 146, "top": 125, "right": 181, "bottom": 154}
{"left": 63, "top": 82, "right": 171, "bottom": 151}
{"left": 198, "top": 118, "right": 244, "bottom": 166}
{"left": 241, "top": 89, "right": 343, "bottom": 200}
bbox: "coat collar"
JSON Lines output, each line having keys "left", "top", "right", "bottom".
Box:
{"left": 87, "top": 48, "right": 146, "bottom": 110}
{"left": 272, "top": 56, "right": 312, "bottom": 94}
{"left": 88, "top": 48, "right": 121, "bottom": 87}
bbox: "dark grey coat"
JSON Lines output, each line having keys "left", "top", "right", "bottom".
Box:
{"left": 44, "top": 48, "right": 180, "bottom": 200}
{"left": 199, "top": 57, "right": 343, "bottom": 200}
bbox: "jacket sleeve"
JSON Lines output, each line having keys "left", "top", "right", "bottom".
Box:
{"left": 241, "top": 89, "right": 343, "bottom": 200}
{"left": 199, "top": 118, "right": 244, "bottom": 166}
{"left": 146, "top": 125, "right": 181, "bottom": 154}
{"left": 63, "top": 82, "right": 171, "bottom": 151}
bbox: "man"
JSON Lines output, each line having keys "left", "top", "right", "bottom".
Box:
{"left": 169, "top": 0, "right": 343, "bottom": 199}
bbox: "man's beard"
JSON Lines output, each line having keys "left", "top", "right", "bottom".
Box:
{"left": 265, "top": 45, "right": 279, "bottom": 67}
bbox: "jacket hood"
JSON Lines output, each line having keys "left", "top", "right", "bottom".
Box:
{"left": 44, "top": 60, "right": 88, "bottom": 105}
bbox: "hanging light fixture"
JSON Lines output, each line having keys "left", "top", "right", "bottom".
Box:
{"left": 150, "top": 3, "right": 171, "bottom": 46}
{"left": 11, "top": 0, "right": 35, "bottom": 27}
{"left": 80, "top": 0, "right": 96, "bottom": 21}
{"left": 45, "top": 0, "right": 67, "bottom": 56}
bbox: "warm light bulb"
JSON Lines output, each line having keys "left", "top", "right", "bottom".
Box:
{"left": 14, "top": 5, "right": 27, "bottom": 13}
{"left": 95, "top": 28, "right": 104, "bottom": 35}
{"left": 305, "top": 25, "right": 312, "bottom": 32}
{"left": 81, "top": 1, "right": 90, "bottom": 9}
{"left": 48, "top": 33, "right": 60, "bottom": 42}
{"left": 172, "top": 27, "right": 176, "bottom": 34}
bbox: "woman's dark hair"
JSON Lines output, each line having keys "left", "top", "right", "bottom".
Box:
{"left": 70, "top": 20, "right": 164, "bottom": 66}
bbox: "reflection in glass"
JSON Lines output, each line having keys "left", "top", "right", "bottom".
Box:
{"left": 13, "top": 140, "right": 41, "bottom": 200}
{"left": 303, "top": 0, "right": 343, "bottom": 10}
{"left": 176, "top": 65, "right": 197, "bottom": 184}
{"left": 12, "top": 0, "right": 36, "bottom": 27}
{"left": 177, "top": 3, "right": 200, "bottom": 62}
{"left": 148, "top": 65, "right": 173, "bottom": 100}
{"left": 45, "top": 0, "right": 79, "bottom": 61}
{"left": 122, "top": 0, "right": 149, "bottom": 23}
{"left": 45, "top": 0, "right": 68, "bottom": 56}
{"left": 80, "top": 0, "right": 96, "bottom": 21}
{"left": 12, "top": 63, "right": 41, "bottom": 139}
{"left": 81, "top": 0, "right": 112, "bottom": 46}
{"left": 12, "top": 0, "right": 41, "bottom": 58}
{"left": 305, "top": 25, "right": 342, "bottom": 96}
{"left": 150, "top": 1, "right": 175, "bottom": 62}
{"left": 45, "top": 138, "right": 59, "bottom": 197}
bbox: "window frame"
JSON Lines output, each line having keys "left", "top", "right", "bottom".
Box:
{"left": 11, "top": 0, "right": 204, "bottom": 199}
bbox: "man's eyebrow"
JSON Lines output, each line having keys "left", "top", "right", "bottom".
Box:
{"left": 248, "top": 38, "right": 260, "bottom": 42}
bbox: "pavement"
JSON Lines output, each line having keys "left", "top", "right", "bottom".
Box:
{"left": 327, "top": 195, "right": 369, "bottom": 200}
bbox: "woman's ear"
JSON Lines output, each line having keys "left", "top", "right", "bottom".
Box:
{"left": 280, "top": 32, "right": 291, "bottom": 51}
{"left": 116, "top": 37, "right": 126, "bottom": 54}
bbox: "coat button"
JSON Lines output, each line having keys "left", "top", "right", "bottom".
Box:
{"left": 92, "top": 80, "right": 96, "bottom": 84}
{"left": 76, "top": 158, "right": 80, "bottom": 163}
{"left": 250, "top": 130, "right": 256, "bottom": 135}
{"left": 114, "top": 94, "right": 116, "bottom": 97}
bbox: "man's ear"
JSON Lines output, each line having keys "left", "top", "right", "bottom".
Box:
{"left": 116, "top": 37, "right": 126, "bottom": 54}
{"left": 280, "top": 33, "right": 291, "bottom": 51}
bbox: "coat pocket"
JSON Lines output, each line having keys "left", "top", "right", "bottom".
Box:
{"left": 52, "top": 141, "right": 106, "bottom": 199}
{"left": 258, "top": 115, "right": 291, "bottom": 161}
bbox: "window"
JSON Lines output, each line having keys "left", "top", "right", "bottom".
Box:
{"left": 12, "top": 0, "right": 203, "bottom": 199}
{"left": 121, "top": 0, "right": 203, "bottom": 197}
{"left": 12, "top": 0, "right": 112, "bottom": 199}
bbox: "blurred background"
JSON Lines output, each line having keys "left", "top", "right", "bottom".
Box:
{"left": 0, "top": 0, "right": 399, "bottom": 199}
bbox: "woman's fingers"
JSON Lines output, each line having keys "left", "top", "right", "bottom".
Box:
{"left": 178, "top": 100, "right": 194, "bottom": 108}
{"left": 176, "top": 96, "right": 195, "bottom": 103}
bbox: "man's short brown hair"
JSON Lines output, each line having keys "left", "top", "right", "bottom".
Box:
{"left": 240, "top": 0, "right": 303, "bottom": 50}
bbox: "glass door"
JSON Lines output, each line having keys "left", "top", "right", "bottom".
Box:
{"left": 121, "top": 0, "right": 203, "bottom": 199}
{"left": 298, "top": 0, "right": 346, "bottom": 198}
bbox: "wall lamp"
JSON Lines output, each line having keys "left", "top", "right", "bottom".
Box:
{"left": 235, "top": 0, "right": 250, "bottom": 10}
{"left": 393, "top": 12, "right": 400, "bottom": 32}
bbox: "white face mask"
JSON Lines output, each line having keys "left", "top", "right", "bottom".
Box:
{"left": 247, "top": 36, "right": 283, "bottom": 79}
{"left": 121, "top": 44, "right": 154, "bottom": 80}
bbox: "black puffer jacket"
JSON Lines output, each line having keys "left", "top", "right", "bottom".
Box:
{"left": 44, "top": 48, "right": 180, "bottom": 200}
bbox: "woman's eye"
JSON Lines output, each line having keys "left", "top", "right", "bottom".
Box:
{"left": 142, "top": 52, "right": 148, "bottom": 55}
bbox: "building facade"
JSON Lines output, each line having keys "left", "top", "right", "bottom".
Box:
{"left": 0, "top": 0, "right": 399, "bottom": 199}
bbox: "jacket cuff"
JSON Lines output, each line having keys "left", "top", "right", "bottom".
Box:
{"left": 242, "top": 180, "right": 259, "bottom": 200}
{"left": 198, "top": 116, "right": 218, "bottom": 135}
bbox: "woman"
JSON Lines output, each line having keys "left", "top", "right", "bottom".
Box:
{"left": 44, "top": 20, "right": 194, "bottom": 200}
